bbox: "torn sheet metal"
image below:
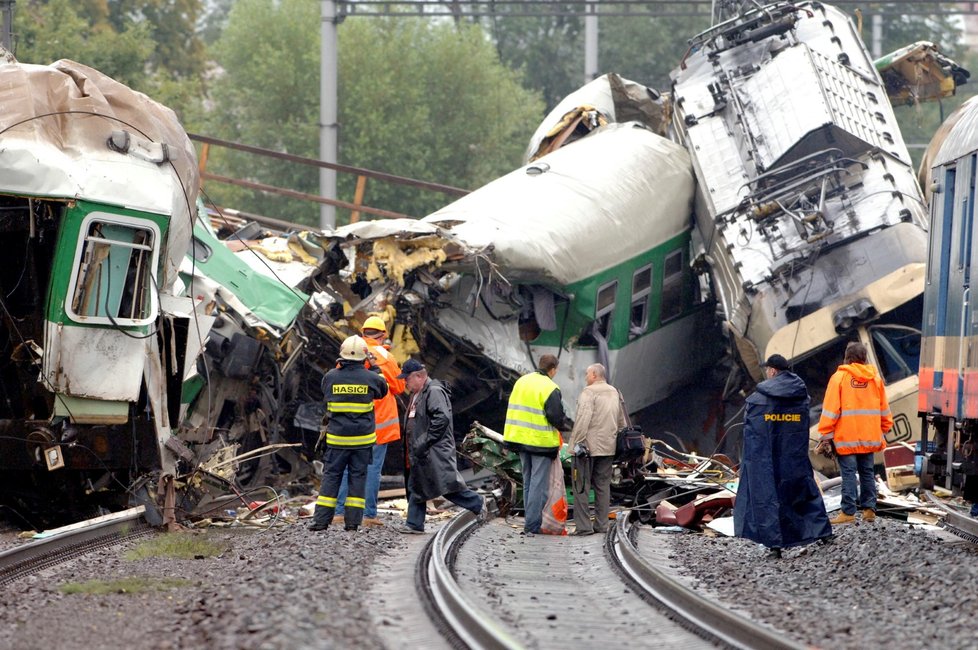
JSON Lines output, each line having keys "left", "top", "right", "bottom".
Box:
{"left": 672, "top": 3, "right": 930, "bottom": 466}
{"left": 0, "top": 55, "right": 197, "bottom": 283}
{"left": 320, "top": 112, "right": 721, "bottom": 426}
{"left": 525, "top": 73, "right": 671, "bottom": 162}
{"left": 876, "top": 41, "right": 970, "bottom": 107}
{"left": 0, "top": 48, "right": 203, "bottom": 523}
{"left": 180, "top": 218, "right": 309, "bottom": 335}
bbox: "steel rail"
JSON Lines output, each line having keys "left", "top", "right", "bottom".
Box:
{"left": 0, "top": 507, "right": 152, "bottom": 587}
{"left": 923, "top": 491, "right": 978, "bottom": 544}
{"left": 417, "top": 511, "right": 522, "bottom": 650}
{"left": 607, "top": 513, "right": 807, "bottom": 650}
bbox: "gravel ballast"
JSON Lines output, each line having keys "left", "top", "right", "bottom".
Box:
{"left": 3, "top": 510, "right": 978, "bottom": 649}
{"left": 666, "top": 517, "right": 978, "bottom": 649}
{"left": 0, "top": 518, "right": 407, "bottom": 650}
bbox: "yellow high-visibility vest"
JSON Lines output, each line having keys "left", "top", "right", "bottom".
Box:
{"left": 503, "top": 372, "right": 560, "bottom": 449}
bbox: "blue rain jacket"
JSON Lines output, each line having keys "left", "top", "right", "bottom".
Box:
{"left": 733, "top": 371, "right": 832, "bottom": 549}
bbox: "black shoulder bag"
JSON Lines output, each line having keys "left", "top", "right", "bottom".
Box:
{"left": 615, "top": 391, "right": 645, "bottom": 461}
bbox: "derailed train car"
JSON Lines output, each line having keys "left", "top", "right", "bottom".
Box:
{"left": 671, "top": 1, "right": 931, "bottom": 461}
{"left": 314, "top": 97, "right": 722, "bottom": 433}
{"left": 917, "top": 95, "right": 978, "bottom": 510}
{"left": 0, "top": 51, "right": 201, "bottom": 524}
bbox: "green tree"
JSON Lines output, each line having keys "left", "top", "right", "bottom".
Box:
{"left": 12, "top": 0, "right": 206, "bottom": 123}
{"left": 204, "top": 1, "right": 544, "bottom": 225}
{"left": 338, "top": 18, "right": 544, "bottom": 218}
{"left": 599, "top": 8, "right": 711, "bottom": 92}
{"left": 484, "top": 4, "right": 711, "bottom": 110}
{"left": 14, "top": 0, "right": 153, "bottom": 88}
{"left": 106, "top": 0, "right": 206, "bottom": 79}
{"left": 487, "top": 10, "right": 586, "bottom": 110}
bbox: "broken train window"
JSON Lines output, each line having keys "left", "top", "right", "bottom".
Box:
{"left": 629, "top": 264, "right": 652, "bottom": 339}
{"left": 595, "top": 280, "right": 617, "bottom": 339}
{"left": 67, "top": 213, "right": 160, "bottom": 327}
{"left": 660, "top": 249, "right": 684, "bottom": 323}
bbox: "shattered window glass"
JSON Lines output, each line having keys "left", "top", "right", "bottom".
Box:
{"left": 630, "top": 264, "right": 652, "bottom": 338}
{"left": 69, "top": 215, "right": 158, "bottom": 326}
{"left": 870, "top": 325, "right": 920, "bottom": 384}
{"left": 596, "top": 280, "right": 617, "bottom": 338}
{"left": 661, "top": 250, "right": 684, "bottom": 323}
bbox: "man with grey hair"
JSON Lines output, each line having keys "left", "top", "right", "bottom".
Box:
{"left": 569, "top": 363, "right": 625, "bottom": 535}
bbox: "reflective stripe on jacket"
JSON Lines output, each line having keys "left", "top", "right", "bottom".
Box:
{"left": 321, "top": 360, "right": 389, "bottom": 449}
{"left": 817, "top": 363, "right": 892, "bottom": 455}
{"left": 366, "top": 342, "right": 405, "bottom": 445}
{"left": 503, "top": 371, "right": 561, "bottom": 450}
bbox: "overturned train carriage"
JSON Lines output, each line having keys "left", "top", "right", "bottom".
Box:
{"left": 917, "top": 95, "right": 978, "bottom": 503}
{"left": 0, "top": 55, "right": 199, "bottom": 524}
{"left": 321, "top": 120, "right": 721, "bottom": 433}
{"left": 671, "top": 1, "right": 930, "bottom": 461}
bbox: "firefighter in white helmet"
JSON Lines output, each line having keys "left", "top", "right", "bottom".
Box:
{"left": 310, "top": 335, "right": 388, "bottom": 532}
{"left": 334, "top": 315, "right": 406, "bottom": 527}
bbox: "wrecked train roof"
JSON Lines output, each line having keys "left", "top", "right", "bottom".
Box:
{"left": 0, "top": 55, "right": 198, "bottom": 283}
{"left": 525, "top": 73, "right": 671, "bottom": 163}
{"left": 417, "top": 122, "right": 694, "bottom": 287}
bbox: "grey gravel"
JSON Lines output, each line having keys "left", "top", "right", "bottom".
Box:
{"left": 5, "top": 508, "right": 976, "bottom": 650}
{"left": 0, "top": 517, "right": 408, "bottom": 650}
{"left": 666, "top": 517, "right": 978, "bottom": 649}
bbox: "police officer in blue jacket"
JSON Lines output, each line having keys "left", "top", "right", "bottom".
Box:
{"left": 733, "top": 354, "right": 833, "bottom": 558}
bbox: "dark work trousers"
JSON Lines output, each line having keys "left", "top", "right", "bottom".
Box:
{"left": 313, "top": 446, "right": 372, "bottom": 529}
{"left": 405, "top": 488, "right": 483, "bottom": 531}
{"left": 572, "top": 455, "right": 614, "bottom": 534}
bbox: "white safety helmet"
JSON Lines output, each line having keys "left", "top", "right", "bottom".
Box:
{"left": 339, "top": 335, "right": 369, "bottom": 361}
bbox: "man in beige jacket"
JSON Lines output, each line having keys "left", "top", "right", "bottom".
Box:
{"left": 569, "top": 363, "right": 625, "bottom": 535}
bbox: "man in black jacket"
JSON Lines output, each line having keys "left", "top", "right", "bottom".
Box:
{"left": 309, "top": 335, "right": 389, "bottom": 533}
{"left": 733, "top": 354, "right": 833, "bottom": 557}
{"left": 395, "top": 359, "right": 485, "bottom": 534}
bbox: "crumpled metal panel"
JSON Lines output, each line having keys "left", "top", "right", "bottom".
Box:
{"left": 525, "top": 73, "right": 669, "bottom": 163}
{"left": 424, "top": 122, "right": 694, "bottom": 287}
{"left": 739, "top": 45, "right": 904, "bottom": 170}
{"left": 0, "top": 57, "right": 197, "bottom": 287}
{"left": 181, "top": 221, "right": 308, "bottom": 334}
{"left": 672, "top": 1, "right": 929, "bottom": 367}
{"left": 44, "top": 322, "right": 147, "bottom": 401}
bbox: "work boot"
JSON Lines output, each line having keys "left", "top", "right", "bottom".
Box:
{"left": 308, "top": 522, "right": 329, "bottom": 532}
{"left": 766, "top": 547, "right": 782, "bottom": 559}
{"left": 861, "top": 509, "right": 876, "bottom": 522}
{"left": 361, "top": 517, "right": 384, "bottom": 528}
{"left": 829, "top": 512, "right": 855, "bottom": 525}
{"left": 344, "top": 526, "right": 359, "bottom": 532}
{"left": 395, "top": 524, "right": 425, "bottom": 535}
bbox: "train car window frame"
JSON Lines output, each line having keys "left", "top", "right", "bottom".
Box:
{"left": 933, "top": 166, "right": 957, "bottom": 390}
{"left": 65, "top": 212, "right": 161, "bottom": 327}
{"left": 962, "top": 154, "right": 977, "bottom": 285}
{"left": 660, "top": 249, "right": 684, "bottom": 323}
{"left": 595, "top": 280, "right": 618, "bottom": 339}
{"left": 190, "top": 237, "right": 213, "bottom": 264}
{"left": 629, "top": 264, "right": 653, "bottom": 339}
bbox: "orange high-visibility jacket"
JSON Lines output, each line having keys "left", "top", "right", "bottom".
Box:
{"left": 817, "top": 363, "right": 892, "bottom": 455}
{"left": 366, "top": 341, "right": 406, "bottom": 445}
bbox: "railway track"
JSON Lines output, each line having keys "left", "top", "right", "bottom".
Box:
{"left": 417, "top": 511, "right": 807, "bottom": 650}
{"left": 0, "top": 506, "right": 152, "bottom": 587}
{"left": 923, "top": 491, "right": 978, "bottom": 544}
